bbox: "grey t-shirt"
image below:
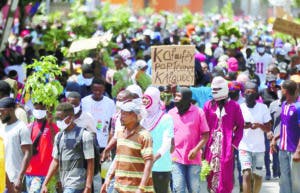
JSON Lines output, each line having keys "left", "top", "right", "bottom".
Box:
{"left": 0, "top": 120, "right": 32, "bottom": 183}
{"left": 52, "top": 126, "right": 94, "bottom": 190}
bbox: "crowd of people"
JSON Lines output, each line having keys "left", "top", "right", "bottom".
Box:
{"left": 0, "top": 3, "right": 300, "bottom": 193}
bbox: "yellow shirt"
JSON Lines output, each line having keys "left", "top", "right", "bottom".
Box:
{"left": 0, "top": 137, "right": 5, "bottom": 193}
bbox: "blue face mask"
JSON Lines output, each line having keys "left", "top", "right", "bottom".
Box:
{"left": 257, "top": 47, "right": 265, "bottom": 54}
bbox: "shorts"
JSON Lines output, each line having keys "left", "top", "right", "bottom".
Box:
{"left": 239, "top": 150, "right": 264, "bottom": 176}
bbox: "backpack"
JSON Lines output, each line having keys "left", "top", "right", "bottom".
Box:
{"left": 56, "top": 127, "right": 100, "bottom": 175}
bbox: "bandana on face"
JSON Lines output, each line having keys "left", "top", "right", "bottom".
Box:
{"left": 174, "top": 87, "right": 192, "bottom": 115}
{"left": 211, "top": 76, "right": 229, "bottom": 101}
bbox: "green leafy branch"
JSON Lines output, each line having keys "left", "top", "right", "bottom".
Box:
{"left": 25, "top": 56, "right": 64, "bottom": 110}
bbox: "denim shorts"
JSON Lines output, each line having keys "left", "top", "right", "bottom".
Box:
{"left": 239, "top": 150, "right": 264, "bottom": 176}
{"left": 25, "top": 175, "right": 45, "bottom": 193}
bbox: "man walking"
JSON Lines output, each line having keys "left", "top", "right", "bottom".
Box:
{"left": 41, "top": 102, "right": 95, "bottom": 193}
{"left": 0, "top": 97, "right": 32, "bottom": 193}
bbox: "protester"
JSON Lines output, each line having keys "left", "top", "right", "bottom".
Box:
{"left": 25, "top": 102, "right": 59, "bottom": 193}
{"left": 66, "top": 91, "right": 101, "bottom": 193}
{"left": 238, "top": 81, "right": 272, "bottom": 193}
{"left": 141, "top": 87, "right": 174, "bottom": 193}
{"left": 270, "top": 80, "right": 300, "bottom": 193}
{"left": 204, "top": 76, "right": 244, "bottom": 193}
{"left": 0, "top": 97, "right": 32, "bottom": 193}
{"left": 41, "top": 102, "right": 95, "bottom": 193}
{"left": 101, "top": 101, "right": 154, "bottom": 193}
{"left": 169, "top": 87, "right": 209, "bottom": 193}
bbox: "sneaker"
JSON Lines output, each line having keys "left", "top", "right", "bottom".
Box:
{"left": 265, "top": 175, "right": 271, "bottom": 181}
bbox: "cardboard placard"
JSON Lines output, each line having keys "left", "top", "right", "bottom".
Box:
{"left": 151, "top": 45, "right": 195, "bottom": 86}
{"left": 69, "top": 37, "right": 102, "bottom": 53}
{"left": 273, "top": 18, "right": 300, "bottom": 38}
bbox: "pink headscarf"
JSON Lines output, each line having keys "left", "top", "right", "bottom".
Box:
{"left": 227, "top": 57, "right": 239, "bottom": 72}
{"left": 141, "top": 87, "right": 164, "bottom": 131}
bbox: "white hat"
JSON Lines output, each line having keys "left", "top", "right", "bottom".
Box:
{"left": 126, "top": 84, "right": 143, "bottom": 98}
{"left": 120, "top": 101, "right": 141, "bottom": 115}
{"left": 135, "top": 60, "right": 148, "bottom": 70}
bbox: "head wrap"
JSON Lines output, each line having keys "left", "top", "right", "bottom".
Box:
{"left": 195, "top": 53, "right": 206, "bottom": 63}
{"left": 120, "top": 101, "right": 141, "bottom": 115}
{"left": 141, "top": 87, "right": 164, "bottom": 131}
{"left": 211, "top": 76, "right": 229, "bottom": 101}
{"left": 228, "top": 81, "right": 243, "bottom": 91}
{"left": 175, "top": 87, "right": 192, "bottom": 115}
{"left": 227, "top": 57, "right": 239, "bottom": 72}
{"left": 0, "top": 97, "right": 16, "bottom": 108}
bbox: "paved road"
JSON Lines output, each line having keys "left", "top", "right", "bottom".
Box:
{"left": 200, "top": 179, "right": 279, "bottom": 193}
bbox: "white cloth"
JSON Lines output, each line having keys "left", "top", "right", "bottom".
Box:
{"left": 238, "top": 103, "right": 271, "bottom": 152}
{"left": 4, "top": 64, "right": 26, "bottom": 84}
{"left": 82, "top": 95, "right": 116, "bottom": 147}
{"left": 0, "top": 120, "right": 32, "bottom": 183}
{"left": 74, "top": 111, "right": 97, "bottom": 133}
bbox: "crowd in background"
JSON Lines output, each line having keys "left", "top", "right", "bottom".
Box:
{"left": 0, "top": 3, "right": 300, "bottom": 193}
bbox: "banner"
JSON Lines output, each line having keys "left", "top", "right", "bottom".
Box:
{"left": 151, "top": 45, "right": 195, "bottom": 86}
{"left": 273, "top": 18, "right": 300, "bottom": 38}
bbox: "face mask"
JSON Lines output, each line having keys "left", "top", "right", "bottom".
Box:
{"left": 116, "top": 101, "right": 123, "bottom": 109}
{"left": 65, "top": 91, "right": 71, "bottom": 98}
{"left": 229, "top": 91, "right": 240, "bottom": 100}
{"left": 244, "top": 93, "right": 257, "bottom": 108}
{"left": 32, "top": 109, "right": 47, "bottom": 120}
{"left": 257, "top": 47, "right": 265, "bottom": 54}
{"left": 125, "top": 59, "right": 132, "bottom": 66}
{"left": 277, "top": 90, "right": 282, "bottom": 100}
{"left": 73, "top": 105, "right": 81, "bottom": 115}
{"left": 56, "top": 116, "right": 71, "bottom": 130}
{"left": 212, "top": 88, "right": 229, "bottom": 101}
{"left": 83, "top": 78, "right": 93, "bottom": 86}
{"left": 1, "top": 115, "right": 11, "bottom": 124}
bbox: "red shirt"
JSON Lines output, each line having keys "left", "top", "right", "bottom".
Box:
{"left": 26, "top": 121, "right": 59, "bottom": 176}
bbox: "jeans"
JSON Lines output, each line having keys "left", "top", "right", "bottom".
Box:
{"left": 172, "top": 162, "right": 201, "bottom": 193}
{"left": 264, "top": 133, "right": 271, "bottom": 177}
{"left": 93, "top": 174, "right": 102, "bottom": 193}
{"left": 272, "top": 145, "right": 280, "bottom": 177}
{"left": 152, "top": 172, "right": 171, "bottom": 193}
{"left": 63, "top": 188, "right": 84, "bottom": 193}
{"left": 279, "top": 150, "right": 300, "bottom": 193}
{"left": 25, "top": 175, "right": 45, "bottom": 193}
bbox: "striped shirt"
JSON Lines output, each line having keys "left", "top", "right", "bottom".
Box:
{"left": 115, "top": 126, "right": 154, "bottom": 193}
{"left": 279, "top": 101, "right": 300, "bottom": 152}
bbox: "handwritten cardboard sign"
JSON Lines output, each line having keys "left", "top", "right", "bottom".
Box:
{"left": 151, "top": 45, "right": 195, "bottom": 86}
{"left": 273, "top": 18, "right": 300, "bottom": 38}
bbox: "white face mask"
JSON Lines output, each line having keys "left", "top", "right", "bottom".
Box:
{"left": 83, "top": 78, "right": 93, "bottom": 86}
{"left": 32, "top": 109, "right": 47, "bottom": 120}
{"left": 65, "top": 91, "right": 71, "bottom": 98}
{"left": 73, "top": 105, "right": 81, "bottom": 115}
{"left": 212, "top": 87, "right": 229, "bottom": 101}
{"left": 56, "top": 117, "right": 71, "bottom": 130}
{"left": 116, "top": 101, "right": 123, "bottom": 109}
{"left": 257, "top": 47, "right": 265, "bottom": 54}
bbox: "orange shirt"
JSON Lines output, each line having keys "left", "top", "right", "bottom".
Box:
{"left": 26, "top": 121, "right": 59, "bottom": 176}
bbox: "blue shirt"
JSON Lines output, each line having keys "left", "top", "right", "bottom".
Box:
{"left": 150, "top": 114, "right": 174, "bottom": 172}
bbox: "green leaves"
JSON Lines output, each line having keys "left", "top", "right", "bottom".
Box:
{"left": 42, "top": 29, "right": 69, "bottom": 51}
{"left": 25, "top": 56, "right": 64, "bottom": 110}
{"left": 200, "top": 160, "right": 211, "bottom": 181}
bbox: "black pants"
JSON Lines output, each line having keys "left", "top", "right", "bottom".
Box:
{"left": 152, "top": 171, "right": 171, "bottom": 193}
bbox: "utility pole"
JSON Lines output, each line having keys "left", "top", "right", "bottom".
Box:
{"left": 0, "top": 0, "right": 19, "bottom": 51}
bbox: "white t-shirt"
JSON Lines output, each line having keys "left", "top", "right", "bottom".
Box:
{"left": 239, "top": 103, "right": 271, "bottom": 152}
{"left": 0, "top": 120, "right": 32, "bottom": 183}
{"left": 74, "top": 111, "right": 97, "bottom": 133}
{"left": 82, "top": 95, "right": 116, "bottom": 147}
{"left": 251, "top": 52, "right": 273, "bottom": 87}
